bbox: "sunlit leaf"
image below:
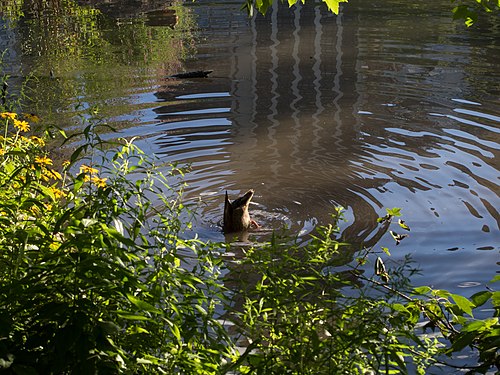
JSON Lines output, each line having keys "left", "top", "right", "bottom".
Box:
{"left": 391, "top": 303, "right": 409, "bottom": 313}
{"left": 491, "top": 291, "right": 500, "bottom": 307}
{"left": 432, "top": 289, "right": 451, "bottom": 298}
{"left": 127, "top": 294, "right": 162, "bottom": 314}
{"left": 471, "top": 291, "right": 492, "bottom": 308}
{"left": 413, "top": 286, "right": 432, "bottom": 295}
{"left": 451, "top": 294, "right": 475, "bottom": 317}
{"left": 461, "top": 318, "right": 498, "bottom": 333}
{"left": 171, "top": 323, "right": 182, "bottom": 341}
{"left": 117, "top": 314, "right": 150, "bottom": 321}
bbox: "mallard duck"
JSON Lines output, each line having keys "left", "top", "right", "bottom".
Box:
{"left": 223, "top": 189, "right": 259, "bottom": 233}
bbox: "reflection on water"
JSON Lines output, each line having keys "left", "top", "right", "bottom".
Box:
{"left": 1, "top": 0, "right": 499, "bottom": 292}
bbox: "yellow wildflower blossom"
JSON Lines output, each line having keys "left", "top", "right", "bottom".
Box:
{"left": 80, "top": 164, "right": 99, "bottom": 175}
{"left": 34, "top": 156, "right": 53, "bottom": 166}
{"left": 13, "top": 119, "right": 30, "bottom": 132}
{"left": 62, "top": 160, "right": 71, "bottom": 168}
{"left": 47, "top": 169, "right": 62, "bottom": 180}
{"left": 0, "top": 148, "right": 4, "bottom": 156}
{"left": 30, "top": 136, "right": 45, "bottom": 146}
{"left": 0, "top": 112, "right": 17, "bottom": 120}
{"left": 23, "top": 113, "right": 40, "bottom": 123}
{"left": 49, "top": 186, "right": 66, "bottom": 199}
{"left": 91, "top": 176, "right": 107, "bottom": 188}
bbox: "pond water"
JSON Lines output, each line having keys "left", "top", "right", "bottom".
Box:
{"left": 0, "top": 0, "right": 499, "bottom": 295}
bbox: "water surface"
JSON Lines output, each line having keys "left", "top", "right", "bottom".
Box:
{"left": 1, "top": 0, "right": 499, "bottom": 294}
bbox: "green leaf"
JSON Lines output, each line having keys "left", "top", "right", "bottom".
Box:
{"left": 491, "top": 291, "right": 500, "bottom": 307}
{"left": 433, "top": 289, "right": 451, "bottom": 298}
{"left": 136, "top": 358, "right": 154, "bottom": 364}
{"left": 490, "top": 275, "right": 500, "bottom": 283}
{"left": 449, "top": 332, "right": 476, "bottom": 352}
{"left": 102, "top": 225, "right": 137, "bottom": 247}
{"left": 451, "top": 294, "right": 475, "bottom": 317}
{"left": 171, "top": 323, "right": 181, "bottom": 341}
{"left": 386, "top": 207, "right": 402, "bottom": 217}
{"left": 33, "top": 182, "right": 56, "bottom": 201}
{"left": 461, "top": 318, "right": 498, "bottom": 333}
{"left": 471, "top": 291, "right": 492, "bottom": 308}
{"left": 70, "top": 144, "right": 87, "bottom": 163}
{"left": 81, "top": 218, "right": 98, "bottom": 228}
{"left": 117, "top": 313, "right": 151, "bottom": 321}
{"left": 391, "top": 303, "right": 409, "bottom": 314}
{"left": 413, "top": 286, "right": 431, "bottom": 295}
{"left": 127, "top": 294, "right": 163, "bottom": 314}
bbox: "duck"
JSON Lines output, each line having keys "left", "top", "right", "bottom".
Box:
{"left": 223, "top": 189, "right": 259, "bottom": 233}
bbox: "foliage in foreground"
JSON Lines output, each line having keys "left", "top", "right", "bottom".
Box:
{"left": 0, "top": 113, "right": 235, "bottom": 373}
{"left": 0, "top": 111, "right": 498, "bottom": 374}
{"left": 227, "top": 210, "right": 500, "bottom": 374}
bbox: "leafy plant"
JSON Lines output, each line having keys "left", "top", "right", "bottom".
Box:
{"left": 223, "top": 210, "right": 438, "bottom": 374}
{"left": 0, "top": 112, "right": 235, "bottom": 373}
{"left": 225, "top": 209, "right": 499, "bottom": 374}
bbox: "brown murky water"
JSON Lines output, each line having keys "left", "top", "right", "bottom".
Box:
{"left": 1, "top": 0, "right": 499, "bottom": 294}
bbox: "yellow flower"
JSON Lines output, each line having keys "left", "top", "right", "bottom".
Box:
{"left": 49, "top": 186, "right": 66, "bottom": 199}
{"left": 1, "top": 112, "right": 17, "bottom": 120}
{"left": 91, "top": 176, "right": 107, "bottom": 188}
{"left": 13, "top": 119, "right": 30, "bottom": 132}
{"left": 34, "top": 156, "right": 53, "bottom": 166}
{"left": 62, "top": 160, "right": 71, "bottom": 168}
{"left": 30, "top": 136, "right": 45, "bottom": 146}
{"left": 80, "top": 164, "right": 98, "bottom": 175}
{"left": 43, "top": 168, "right": 62, "bottom": 181}
{"left": 23, "top": 113, "right": 40, "bottom": 123}
{"left": 0, "top": 148, "right": 4, "bottom": 156}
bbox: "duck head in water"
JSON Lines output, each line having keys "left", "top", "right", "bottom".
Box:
{"left": 223, "top": 189, "right": 259, "bottom": 233}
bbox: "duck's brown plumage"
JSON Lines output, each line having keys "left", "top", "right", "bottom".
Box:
{"left": 223, "top": 189, "right": 255, "bottom": 233}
